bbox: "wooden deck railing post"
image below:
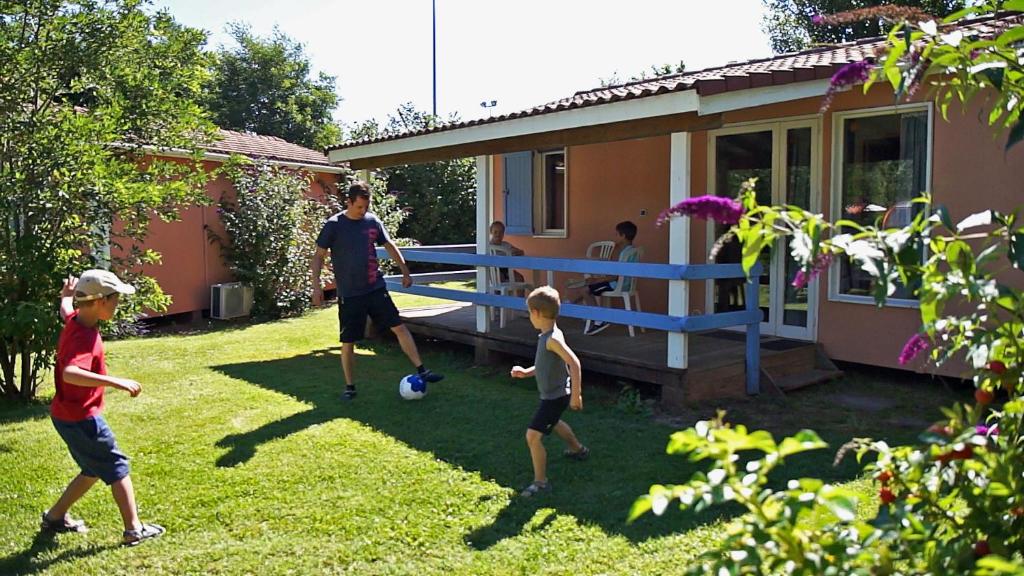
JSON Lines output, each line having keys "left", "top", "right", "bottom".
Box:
{"left": 475, "top": 155, "right": 492, "bottom": 335}
{"left": 667, "top": 132, "right": 691, "bottom": 370}
{"left": 745, "top": 267, "right": 761, "bottom": 395}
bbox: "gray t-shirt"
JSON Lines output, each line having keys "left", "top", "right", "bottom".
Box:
{"left": 535, "top": 328, "right": 571, "bottom": 400}
{"left": 315, "top": 211, "right": 391, "bottom": 298}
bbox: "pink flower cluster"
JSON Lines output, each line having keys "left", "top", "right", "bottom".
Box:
{"left": 821, "top": 60, "right": 875, "bottom": 113}
{"left": 791, "top": 253, "right": 834, "bottom": 289}
{"left": 898, "top": 333, "right": 930, "bottom": 365}
{"left": 656, "top": 195, "right": 743, "bottom": 227}
{"left": 976, "top": 424, "right": 999, "bottom": 437}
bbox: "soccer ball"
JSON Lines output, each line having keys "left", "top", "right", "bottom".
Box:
{"left": 399, "top": 374, "right": 427, "bottom": 400}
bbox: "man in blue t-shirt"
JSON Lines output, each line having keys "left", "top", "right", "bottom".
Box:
{"left": 312, "top": 181, "right": 443, "bottom": 400}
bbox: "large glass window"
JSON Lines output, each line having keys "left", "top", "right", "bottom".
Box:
{"left": 836, "top": 109, "right": 929, "bottom": 300}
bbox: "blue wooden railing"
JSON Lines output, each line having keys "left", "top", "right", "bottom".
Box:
{"left": 377, "top": 247, "right": 764, "bottom": 394}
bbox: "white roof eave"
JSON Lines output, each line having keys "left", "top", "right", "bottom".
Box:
{"left": 328, "top": 78, "right": 833, "bottom": 164}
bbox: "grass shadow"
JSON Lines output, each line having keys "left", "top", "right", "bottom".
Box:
{"left": 0, "top": 397, "right": 51, "bottom": 426}
{"left": 0, "top": 531, "right": 116, "bottom": 576}
{"left": 210, "top": 342, "right": 876, "bottom": 548}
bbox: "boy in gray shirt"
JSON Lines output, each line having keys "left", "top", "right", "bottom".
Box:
{"left": 510, "top": 286, "right": 588, "bottom": 497}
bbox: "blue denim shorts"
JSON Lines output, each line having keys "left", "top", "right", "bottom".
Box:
{"left": 52, "top": 415, "right": 130, "bottom": 485}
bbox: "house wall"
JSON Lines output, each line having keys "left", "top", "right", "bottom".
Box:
{"left": 132, "top": 158, "right": 339, "bottom": 316}
{"left": 491, "top": 134, "right": 711, "bottom": 314}
{"left": 492, "top": 85, "right": 1023, "bottom": 375}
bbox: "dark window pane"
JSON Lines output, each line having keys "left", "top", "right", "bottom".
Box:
{"left": 543, "top": 152, "right": 565, "bottom": 231}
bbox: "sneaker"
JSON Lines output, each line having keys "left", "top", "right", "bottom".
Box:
{"left": 519, "top": 480, "right": 551, "bottom": 498}
{"left": 122, "top": 523, "right": 165, "bottom": 547}
{"left": 342, "top": 387, "right": 357, "bottom": 401}
{"left": 563, "top": 446, "right": 590, "bottom": 461}
{"left": 419, "top": 369, "right": 445, "bottom": 383}
{"left": 40, "top": 511, "right": 88, "bottom": 534}
{"left": 584, "top": 321, "right": 610, "bottom": 336}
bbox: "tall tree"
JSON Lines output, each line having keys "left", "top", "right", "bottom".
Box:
{"left": 348, "top": 104, "right": 477, "bottom": 245}
{"left": 204, "top": 23, "right": 340, "bottom": 150}
{"left": 761, "top": 0, "right": 965, "bottom": 53}
{"left": 0, "top": 0, "right": 214, "bottom": 399}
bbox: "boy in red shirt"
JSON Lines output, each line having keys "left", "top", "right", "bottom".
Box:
{"left": 42, "top": 270, "right": 164, "bottom": 547}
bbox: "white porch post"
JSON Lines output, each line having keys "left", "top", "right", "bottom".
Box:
{"left": 357, "top": 168, "right": 371, "bottom": 184}
{"left": 475, "top": 155, "right": 492, "bottom": 333}
{"left": 668, "top": 132, "right": 691, "bottom": 369}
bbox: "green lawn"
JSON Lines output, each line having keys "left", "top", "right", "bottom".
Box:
{"left": 0, "top": 295, "right": 967, "bottom": 575}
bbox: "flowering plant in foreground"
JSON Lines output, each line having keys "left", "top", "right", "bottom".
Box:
{"left": 634, "top": 4, "right": 1024, "bottom": 574}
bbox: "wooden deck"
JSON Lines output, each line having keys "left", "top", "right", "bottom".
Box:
{"left": 399, "top": 303, "right": 825, "bottom": 405}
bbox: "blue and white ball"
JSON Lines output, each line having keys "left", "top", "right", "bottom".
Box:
{"left": 399, "top": 374, "right": 427, "bottom": 400}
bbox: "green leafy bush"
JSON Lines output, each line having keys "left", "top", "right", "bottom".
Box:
{"left": 634, "top": 5, "right": 1024, "bottom": 573}
{"left": 215, "top": 158, "right": 323, "bottom": 318}
{"left": 0, "top": 1, "right": 213, "bottom": 399}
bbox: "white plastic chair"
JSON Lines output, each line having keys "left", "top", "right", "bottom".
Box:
{"left": 487, "top": 245, "right": 532, "bottom": 328}
{"left": 580, "top": 240, "right": 616, "bottom": 286}
{"left": 586, "top": 240, "right": 616, "bottom": 261}
{"left": 584, "top": 247, "right": 645, "bottom": 337}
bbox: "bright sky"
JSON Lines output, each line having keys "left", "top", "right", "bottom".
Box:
{"left": 154, "top": 0, "right": 773, "bottom": 131}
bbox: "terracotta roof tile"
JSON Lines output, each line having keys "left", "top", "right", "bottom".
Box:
{"left": 203, "top": 129, "right": 333, "bottom": 167}
{"left": 328, "top": 13, "right": 1020, "bottom": 153}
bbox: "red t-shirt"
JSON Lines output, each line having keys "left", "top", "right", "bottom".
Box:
{"left": 51, "top": 311, "right": 106, "bottom": 421}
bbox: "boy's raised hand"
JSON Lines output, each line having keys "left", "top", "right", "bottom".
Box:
{"left": 510, "top": 366, "right": 529, "bottom": 379}
{"left": 61, "top": 276, "right": 78, "bottom": 298}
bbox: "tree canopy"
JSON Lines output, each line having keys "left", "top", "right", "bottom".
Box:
{"left": 348, "top": 104, "right": 477, "bottom": 245}
{"left": 0, "top": 0, "right": 214, "bottom": 398}
{"left": 761, "top": 0, "right": 966, "bottom": 52}
{"left": 204, "top": 22, "right": 340, "bottom": 150}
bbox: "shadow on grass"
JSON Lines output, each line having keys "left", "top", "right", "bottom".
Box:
{"left": 211, "top": 341, "right": 869, "bottom": 548}
{"left": 0, "top": 531, "right": 116, "bottom": 576}
{"left": 0, "top": 397, "right": 50, "bottom": 426}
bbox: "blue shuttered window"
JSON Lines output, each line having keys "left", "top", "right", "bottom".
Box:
{"left": 503, "top": 151, "right": 533, "bottom": 235}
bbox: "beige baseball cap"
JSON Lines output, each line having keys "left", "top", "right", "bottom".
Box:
{"left": 74, "top": 269, "right": 136, "bottom": 302}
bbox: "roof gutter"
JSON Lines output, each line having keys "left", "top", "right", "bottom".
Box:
{"left": 136, "top": 145, "right": 348, "bottom": 174}
{"left": 327, "top": 89, "right": 701, "bottom": 164}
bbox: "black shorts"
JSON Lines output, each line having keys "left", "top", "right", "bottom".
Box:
{"left": 588, "top": 281, "right": 613, "bottom": 296}
{"left": 528, "top": 395, "right": 570, "bottom": 435}
{"left": 339, "top": 288, "right": 403, "bottom": 343}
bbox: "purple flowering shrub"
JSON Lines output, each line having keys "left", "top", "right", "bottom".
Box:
{"left": 657, "top": 195, "right": 744, "bottom": 226}
{"left": 636, "top": 4, "right": 1023, "bottom": 573}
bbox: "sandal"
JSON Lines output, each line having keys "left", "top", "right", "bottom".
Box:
{"left": 519, "top": 481, "right": 551, "bottom": 498}
{"left": 122, "top": 523, "right": 165, "bottom": 547}
{"left": 563, "top": 446, "right": 590, "bottom": 461}
{"left": 40, "top": 511, "right": 88, "bottom": 533}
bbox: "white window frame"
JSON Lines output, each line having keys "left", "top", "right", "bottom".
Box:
{"left": 828, "top": 102, "right": 933, "bottom": 308}
{"left": 533, "top": 148, "right": 568, "bottom": 238}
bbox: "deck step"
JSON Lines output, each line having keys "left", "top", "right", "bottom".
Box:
{"left": 772, "top": 368, "right": 844, "bottom": 392}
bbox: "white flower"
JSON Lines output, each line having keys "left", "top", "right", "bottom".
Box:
{"left": 971, "top": 344, "right": 990, "bottom": 369}
{"left": 956, "top": 210, "right": 992, "bottom": 232}
{"left": 941, "top": 30, "right": 964, "bottom": 46}
{"left": 652, "top": 494, "right": 669, "bottom": 515}
{"left": 790, "top": 231, "right": 813, "bottom": 264}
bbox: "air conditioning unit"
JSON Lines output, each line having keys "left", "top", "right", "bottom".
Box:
{"left": 210, "top": 282, "right": 253, "bottom": 320}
